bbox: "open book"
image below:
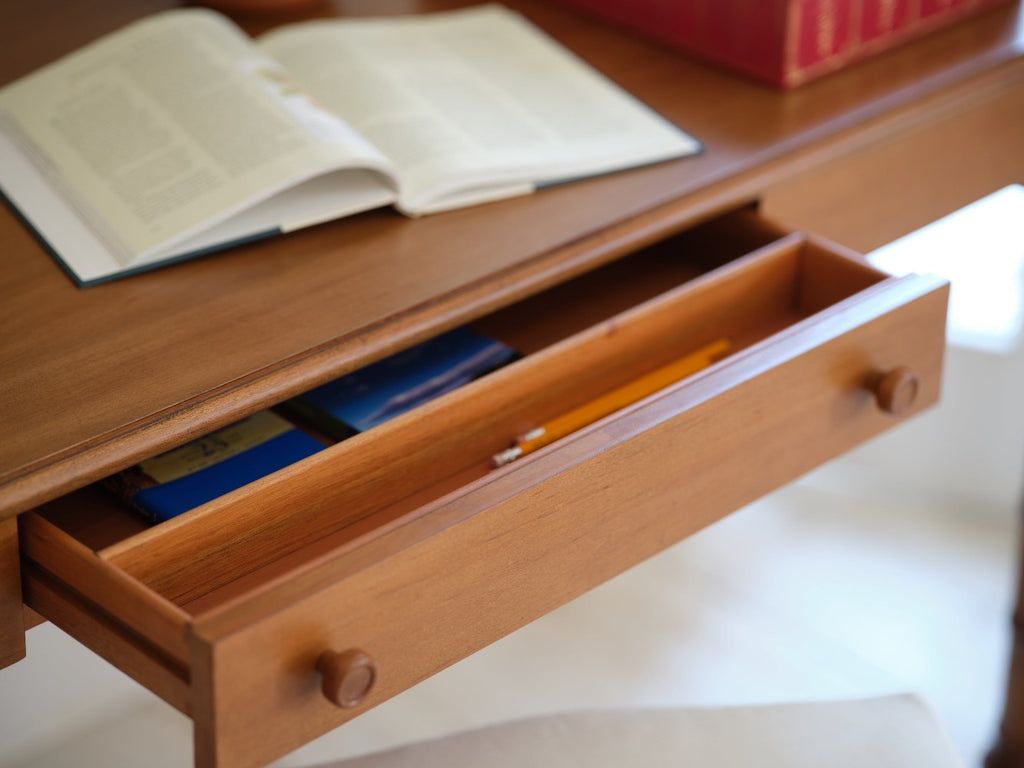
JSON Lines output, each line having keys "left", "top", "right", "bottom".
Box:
{"left": 0, "top": 5, "right": 701, "bottom": 286}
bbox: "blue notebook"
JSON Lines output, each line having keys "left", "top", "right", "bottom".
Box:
{"left": 283, "top": 326, "right": 518, "bottom": 440}
{"left": 106, "top": 410, "right": 324, "bottom": 523}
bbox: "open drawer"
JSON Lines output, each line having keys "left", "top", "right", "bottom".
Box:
{"left": 18, "top": 208, "right": 948, "bottom": 768}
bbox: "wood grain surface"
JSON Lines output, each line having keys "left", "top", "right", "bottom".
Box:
{"left": 2, "top": 0, "right": 1018, "bottom": 763}
{"left": 0, "top": 518, "right": 24, "bottom": 668}
{"left": 764, "top": 76, "right": 1024, "bottom": 252}
{"left": 1, "top": 0, "right": 1020, "bottom": 518}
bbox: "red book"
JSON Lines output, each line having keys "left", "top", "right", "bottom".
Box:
{"left": 554, "top": 0, "right": 1017, "bottom": 88}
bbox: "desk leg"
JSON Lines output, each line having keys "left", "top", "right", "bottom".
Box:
{"left": 0, "top": 516, "right": 26, "bottom": 668}
{"left": 988, "top": 495, "right": 1024, "bottom": 768}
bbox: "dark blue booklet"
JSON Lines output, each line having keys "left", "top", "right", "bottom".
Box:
{"left": 282, "top": 326, "right": 518, "bottom": 440}
{"left": 105, "top": 410, "right": 325, "bottom": 523}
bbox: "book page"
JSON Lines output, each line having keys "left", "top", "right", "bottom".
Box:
{"left": 0, "top": 9, "right": 397, "bottom": 266}
{"left": 258, "top": 5, "right": 700, "bottom": 214}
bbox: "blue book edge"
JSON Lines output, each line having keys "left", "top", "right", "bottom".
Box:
{"left": 286, "top": 327, "right": 519, "bottom": 435}
{"left": 129, "top": 428, "right": 323, "bottom": 523}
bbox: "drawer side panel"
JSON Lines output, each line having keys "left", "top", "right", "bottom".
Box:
{"left": 21, "top": 566, "right": 192, "bottom": 714}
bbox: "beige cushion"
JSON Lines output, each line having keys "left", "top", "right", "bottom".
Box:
{"left": 312, "top": 694, "right": 964, "bottom": 768}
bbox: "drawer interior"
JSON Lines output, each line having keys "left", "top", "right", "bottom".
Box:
{"left": 31, "top": 208, "right": 888, "bottom": 622}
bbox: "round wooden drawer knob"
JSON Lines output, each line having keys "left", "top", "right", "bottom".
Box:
{"left": 317, "top": 649, "right": 377, "bottom": 708}
{"left": 872, "top": 366, "right": 920, "bottom": 416}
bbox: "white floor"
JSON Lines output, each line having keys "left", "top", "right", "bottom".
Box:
{"left": 0, "top": 452, "right": 1016, "bottom": 768}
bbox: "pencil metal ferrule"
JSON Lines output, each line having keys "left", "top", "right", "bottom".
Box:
{"left": 491, "top": 445, "right": 523, "bottom": 468}
{"left": 517, "top": 427, "right": 546, "bottom": 443}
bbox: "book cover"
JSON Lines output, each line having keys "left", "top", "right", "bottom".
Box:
{"left": 282, "top": 326, "right": 519, "bottom": 439}
{"left": 0, "top": 6, "right": 700, "bottom": 286}
{"left": 553, "top": 0, "right": 1016, "bottom": 88}
{"left": 105, "top": 410, "right": 325, "bottom": 523}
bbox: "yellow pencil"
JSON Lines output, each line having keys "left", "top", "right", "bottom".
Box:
{"left": 492, "top": 338, "right": 730, "bottom": 467}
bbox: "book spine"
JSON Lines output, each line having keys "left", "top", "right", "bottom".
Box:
{"left": 784, "top": 0, "right": 859, "bottom": 87}
{"left": 101, "top": 469, "right": 162, "bottom": 524}
{"left": 860, "top": 0, "right": 914, "bottom": 45}
{"left": 553, "top": 0, "right": 1014, "bottom": 88}
{"left": 783, "top": 0, "right": 1014, "bottom": 86}
{"left": 555, "top": 0, "right": 790, "bottom": 86}
{"left": 277, "top": 398, "right": 360, "bottom": 443}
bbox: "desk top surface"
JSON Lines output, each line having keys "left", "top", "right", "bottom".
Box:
{"left": 2, "top": 0, "right": 1023, "bottom": 517}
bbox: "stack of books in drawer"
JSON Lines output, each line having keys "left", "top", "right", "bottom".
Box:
{"left": 555, "top": 0, "right": 1017, "bottom": 88}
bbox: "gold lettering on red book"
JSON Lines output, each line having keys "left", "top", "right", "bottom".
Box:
{"left": 816, "top": 0, "right": 838, "bottom": 57}
{"left": 880, "top": 0, "right": 897, "bottom": 28}
{"left": 784, "top": 0, "right": 803, "bottom": 86}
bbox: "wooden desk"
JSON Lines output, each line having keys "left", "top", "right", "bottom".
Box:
{"left": 1, "top": 1, "right": 1022, "bottom": 766}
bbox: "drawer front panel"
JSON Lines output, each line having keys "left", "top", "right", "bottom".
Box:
{"left": 190, "top": 276, "right": 947, "bottom": 768}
